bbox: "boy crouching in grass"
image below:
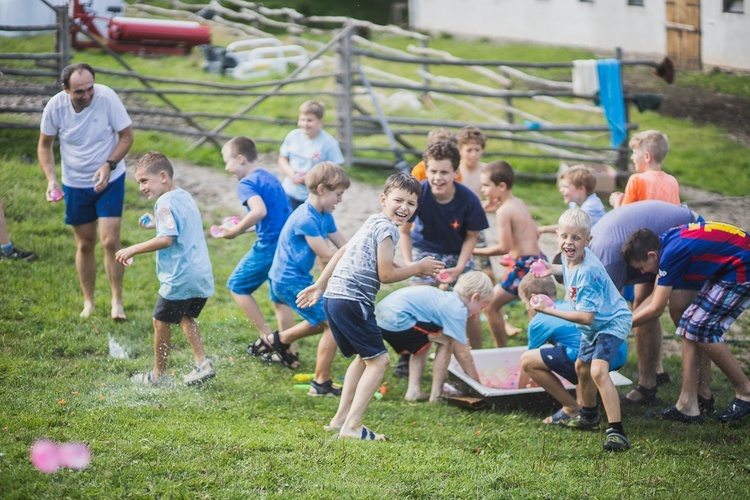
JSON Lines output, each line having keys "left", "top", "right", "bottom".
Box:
{"left": 376, "top": 271, "right": 493, "bottom": 403}
{"left": 531, "top": 208, "right": 632, "bottom": 451}
{"left": 116, "top": 152, "right": 216, "bottom": 386}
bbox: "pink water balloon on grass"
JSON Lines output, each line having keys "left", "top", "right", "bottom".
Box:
{"left": 58, "top": 443, "right": 91, "bottom": 470}
{"left": 30, "top": 440, "right": 61, "bottom": 474}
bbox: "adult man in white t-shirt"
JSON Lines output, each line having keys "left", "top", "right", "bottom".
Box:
{"left": 38, "top": 63, "right": 134, "bottom": 320}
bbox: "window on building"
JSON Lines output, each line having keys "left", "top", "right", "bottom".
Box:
{"left": 628, "top": 0, "right": 645, "bottom": 6}
{"left": 724, "top": 0, "right": 744, "bottom": 13}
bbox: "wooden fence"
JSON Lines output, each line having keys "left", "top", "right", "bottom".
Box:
{"left": 0, "top": 0, "right": 671, "bottom": 174}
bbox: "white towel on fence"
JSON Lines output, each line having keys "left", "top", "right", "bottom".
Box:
{"left": 572, "top": 59, "right": 599, "bottom": 96}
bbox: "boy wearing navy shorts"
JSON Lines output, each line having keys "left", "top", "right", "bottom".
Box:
{"left": 623, "top": 222, "right": 750, "bottom": 424}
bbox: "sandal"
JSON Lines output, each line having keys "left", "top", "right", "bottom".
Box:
{"left": 261, "top": 332, "right": 299, "bottom": 369}
{"left": 620, "top": 384, "right": 660, "bottom": 406}
{"left": 654, "top": 405, "right": 703, "bottom": 424}
{"left": 543, "top": 408, "right": 575, "bottom": 425}
{"left": 247, "top": 331, "right": 276, "bottom": 357}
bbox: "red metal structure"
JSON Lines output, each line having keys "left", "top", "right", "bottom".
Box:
{"left": 70, "top": 0, "right": 210, "bottom": 55}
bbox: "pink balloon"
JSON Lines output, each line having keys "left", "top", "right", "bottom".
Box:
{"left": 530, "top": 259, "right": 547, "bottom": 277}
{"left": 210, "top": 225, "right": 225, "bottom": 238}
{"left": 58, "top": 443, "right": 92, "bottom": 470}
{"left": 47, "top": 188, "right": 64, "bottom": 202}
{"left": 30, "top": 440, "right": 61, "bottom": 474}
{"left": 123, "top": 257, "right": 133, "bottom": 266}
{"left": 531, "top": 294, "right": 555, "bottom": 309}
{"left": 436, "top": 270, "right": 452, "bottom": 283}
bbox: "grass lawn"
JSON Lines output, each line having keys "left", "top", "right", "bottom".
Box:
{"left": 2, "top": 26, "right": 750, "bottom": 497}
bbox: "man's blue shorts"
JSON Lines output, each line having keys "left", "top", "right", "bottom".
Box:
{"left": 269, "top": 278, "right": 327, "bottom": 327}
{"left": 63, "top": 173, "right": 125, "bottom": 226}
{"left": 226, "top": 241, "right": 276, "bottom": 295}
{"left": 324, "top": 297, "right": 387, "bottom": 359}
{"left": 578, "top": 333, "right": 625, "bottom": 366}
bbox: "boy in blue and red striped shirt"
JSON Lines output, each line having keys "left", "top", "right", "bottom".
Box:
{"left": 623, "top": 222, "right": 750, "bottom": 424}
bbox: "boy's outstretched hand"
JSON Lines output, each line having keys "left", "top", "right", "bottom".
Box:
{"left": 417, "top": 256, "right": 445, "bottom": 278}
{"left": 296, "top": 284, "right": 323, "bottom": 309}
{"left": 114, "top": 247, "right": 135, "bottom": 266}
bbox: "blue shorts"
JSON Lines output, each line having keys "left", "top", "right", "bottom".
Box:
{"left": 226, "top": 241, "right": 276, "bottom": 295}
{"left": 677, "top": 279, "right": 750, "bottom": 343}
{"left": 578, "top": 333, "right": 625, "bottom": 366}
{"left": 63, "top": 173, "right": 125, "bottom": 226}
{"left": 269, "top": 278, "right": 327, "bottom": 327}
{"left": 324, "top": 297, "right": 387, "bottom": 359}
{"left": 153, "top": 295, "right": 207, "bottom": 324}
{"left": 409, "top": 248, "right": 473, "bottom": 286}
{"left": 539, "top": 345, "right": 578, "bottom": 385}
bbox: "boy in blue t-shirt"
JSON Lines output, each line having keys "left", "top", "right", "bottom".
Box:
{"left": 517, "top": 273, "right": 626, "bottom": 425}
{"left": 532, "top": 208, "right": 632, "bottom": 452}
{"left": 377, "top": 271, "right": 493, "bottom": 403}
{"left": 251, "top": 162, "right": 349, "bottom": 397}
{"left": 116, "top": 152, "right": 215, "bottom": 386}
{"left": 623, "top": 222, "right": 750, "bottom": 424}
{"left": 217, "top": 136, "right": 292, "bottom": 353}
{"left": 278, "top": 100, "right": 345, "bottom": 209}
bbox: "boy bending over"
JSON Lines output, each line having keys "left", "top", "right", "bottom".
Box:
{"left": 377, "top": 271, "right": 493, "bottom": 403}
{"left": 116, "top": 152, "right": 215, "bottom": 386}
{"left": 532, "top": 208, "right": 632, "bottom": 451}
{"left": 297, "top": 173, "right": 444, "bottom": 441}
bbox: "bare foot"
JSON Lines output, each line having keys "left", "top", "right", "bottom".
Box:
{"left": 80, "top": 302, "right": 95, "bottom": 318}
{"left": 338, "top": 425, "right": 385, "bottom": 441}
{"left": 111, "top": 303, "right": 126, "bottom": 321}
{"left": 505, "top": 320, "right": 522, "bottom": 337}
{"left": 404, "top": 392, "right": 429, "bottom": 402}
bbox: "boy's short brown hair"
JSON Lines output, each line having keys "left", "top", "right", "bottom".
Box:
{"left": 299, "top": 100, "right": 325, "bottom": 120}
{"left": 426, "top": 127, "right": 457, "bottom": 146}
{"left": 135, "top": 151, "right": 173, "bottom": 178}
{"left": 457, "top": 125, "right": 486, "bottom": 149}
{"left": 518, "top": 273, "right": 557, "bottom": 305}
{"left": 621, "top": 228, "right": 662, "bottom": 264}
{"left": 453, "top": 271, "right": 494, "bottom": 302}
{"left": 306, "top": 161, "right": 351, "bottom": 193}
{"left": 629, "top": 130, "right": 669, "bottom": 164}
{"left": 423, "top": 140, "right": 461, "bottom": 171}
{"left": 223, "top": 136, "right": 258, "bottom": 163}
{"left": 384, "top": 172, "right": 421, "bottom": 198}
{"left": 560, "top": 165, "right": 596, "bottom": 196}
{"left": 483, "top": 160, "right": 515, "bottom": 189}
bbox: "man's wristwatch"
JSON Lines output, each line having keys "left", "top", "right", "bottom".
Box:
{"left": 106, "top": 159, "right": 117, "bottom": 170}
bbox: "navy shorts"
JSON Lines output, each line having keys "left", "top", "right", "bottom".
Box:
{"left": 324, "top": 297, "right": 387, "bottom": 359}
{"left": 63, "top": 173, "right": 125, "bottom": 226}
{"left": 539, "top": 345, "right": 578, "bottom": 384}
{"left": 227, "top": 241, "right": 275, "bottom": 295}
{"left": 153, "top": 295, "right": 208, "bottom": 324}
{"left": 578, "top": 333, "right": 625, "bottom": 366}
{"left": 381, "top": 321, "right": 442, "bottom": 356}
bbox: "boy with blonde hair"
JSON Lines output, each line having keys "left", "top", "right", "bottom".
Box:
{"left": 297, "top": 173, "right": 444, "bottom": 441}
{"left": 474, "top": 160, "right": 544, "bottom": 347}
{"left": 252, "top": 162, "right": 349, "bottom": 397}
{"left": 538, "top": 165, "right": 606, "bottom": 234}
{"left": 279, "top": 100, "right": 344, "bottom": 209}
{"left": 219, "top": 136, "right": 292, "bottom": 355}
{"left": 377, "top": 271, "right": 493, "bottom": 403}
{"left": 532, "top": 208, "right": 632, "bottom": 451}
{"left": 610, "top": 130, "right": 679, "bottom": 208}
{"left": 116, "top": 152, "right": 215, "bottom": 386}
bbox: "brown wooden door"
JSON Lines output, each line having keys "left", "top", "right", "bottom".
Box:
{"left": 665, "top": 0, "right": 702, "bottom": 70}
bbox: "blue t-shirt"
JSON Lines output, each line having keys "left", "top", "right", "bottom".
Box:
{"left": 153, "top": 188, "right": 214, "bottom": 300}
{"left": 279, "top": 129, "right": 344, "bottom": 201}
{"left": 527, "top": 301, "right": 581, "bottom": 363}
{"left": 410, "top": 180, "right": 489, "bottom": 255}
{"left": 375, "top": 286, "right": 469, "bottom": 344}
{"left": 658, "top": 221, "right": 750, "bottom": 287}
{"left": 237, "top": 169, "right": 291, "bottom": 245}
{"left": 562, "top": 248, "right": 632, "bottom": 343}
{"left": 573, "top": 193, "right": 606, "bottom": 227}
{"left": 269, "top": 200, "right": 337, "bottom": 285}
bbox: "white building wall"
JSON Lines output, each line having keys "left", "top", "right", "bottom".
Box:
{"left": 409, "top": 0, "right": 749, "bottom": 70}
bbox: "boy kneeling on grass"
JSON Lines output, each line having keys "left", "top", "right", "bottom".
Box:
{"left": 376, "top": 271, "right": 493, "bottom": 403}
{"left": 531, "top": 208, "right": 632, "bottom": 452}
{"left": 116, "top": 152, "right": 216, "bottom": 386}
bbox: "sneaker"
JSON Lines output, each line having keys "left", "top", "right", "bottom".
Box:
{"left": 718, "top": 397, "right": 750, "bottom": 423}
{"left": 184, "top": 359, "right": 216, "bottom": 386}
{"left": 393, "top": 353, "right": 410, "bottom": 378}
{"left": 1, "top": 245, "right": 35, "bottom": 261}
{"left": 130, "top": 370, "right": 170, "bottom": 386}
{"left": 564, "top": 413, "right": 601, "bottom": 430}
{"left": 603, "top": 428, "right": 630, "bottom": 452}
{"left": 653, "top": 405, "right": 703, "bottom": 424}
{"left": 308, "top": 379, "right": 342, "bottom": 397}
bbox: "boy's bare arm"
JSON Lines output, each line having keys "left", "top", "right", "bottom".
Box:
{"left": 277, "top": 155, "right": 295, "bottom": 179}
{"left": 454, "top": 230, "right": 479, "bottom": 271}
{"left": 451, "top": 340, "right": 480, "bottom": 382}
{"left": 632, "top": 284, "right": 671, "bottom": 326}
{"left": 328, "top": 230, "right": 346, "bottom": 249}
{"left": 297, "top": 244, "right": 347, "bottom": 308}
{"left": 221, "top": 196, "right": 266, "bottom": 238}
{"left": 115, "top": 235, "right": 173, "bottom": 264}
{"left": 378, "top": 236, "right": 443, "bottom": 283}
{"left": 306, "top": 235, "right": 337, "bottom": 265}
{"left": 397, "top": 221, "right": 414, "bottom": 265}
{"left": 533, "top": 304, "right": 595, "bottom": 326}
{"left": 475, "top": 209, "right": 512, "bottom": 256}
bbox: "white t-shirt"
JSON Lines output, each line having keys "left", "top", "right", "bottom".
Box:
{"left": 40, "top": 84, "right": 132, "bottom": 189}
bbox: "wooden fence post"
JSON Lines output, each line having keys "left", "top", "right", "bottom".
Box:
{"left": 55, "top": 5, "right": 71, "bottom": 85}
{"left": 336, "top": 24, "right": 354, "bottom": 168}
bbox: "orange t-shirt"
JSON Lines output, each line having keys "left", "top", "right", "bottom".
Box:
{"left": 411, "top": 161, "right": 462, "bottom": 182}
{"left": 622, "top": 170, "right": 680, "bottom": 205}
